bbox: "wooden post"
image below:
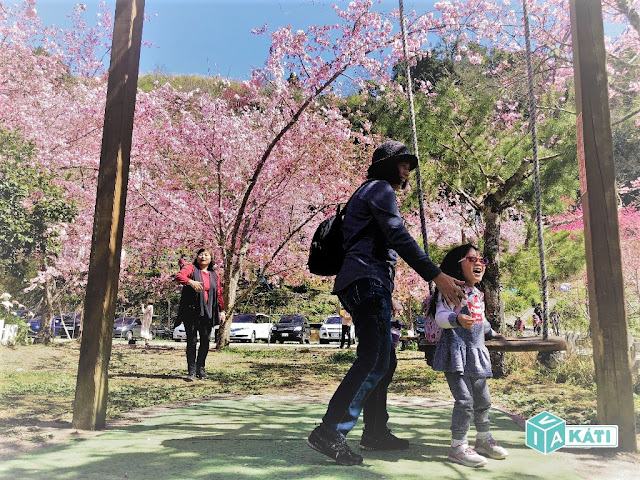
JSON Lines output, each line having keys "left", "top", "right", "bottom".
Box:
{"left": 72, "top": 0, "right": 145, "bottom": 430}
{"left": 569, "top": 0, "right": 637, "bottom": 452}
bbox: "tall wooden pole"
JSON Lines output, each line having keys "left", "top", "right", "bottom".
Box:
{"left": 569, "top": 0, "right": 637, "bottom": 452}
{"left": 72, "top": 0, "right": 145, "bottom": 430}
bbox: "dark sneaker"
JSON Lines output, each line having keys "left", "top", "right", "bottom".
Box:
{"left": 307, "top": 425, "right": 363, "bottom": 466}
{"left": 359, "top": 429, "right": 410, "bottom": 451}
{"left": 196, "top": 367, "right": 208, "bottom": 379}
{"left": 186, "top": 366, "right": 196, "bottom": 382}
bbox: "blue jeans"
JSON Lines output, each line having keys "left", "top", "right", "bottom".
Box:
{"left": 321, "top": 278, "right": 396, "bottom": 437}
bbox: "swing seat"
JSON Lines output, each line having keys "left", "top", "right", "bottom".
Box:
{"left": 485, "top": 336, "right": 567, "bottom": 352}
{"left": 418, "top": 336, "right": 567, "bottom": 353}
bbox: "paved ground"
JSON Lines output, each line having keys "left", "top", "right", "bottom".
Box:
{"left": 0, "top": 394, "right": 637, "bottom": 480}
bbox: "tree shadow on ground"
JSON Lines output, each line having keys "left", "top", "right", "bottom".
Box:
{"left": 0, "top": 400, "right": 582, "bottom": 480}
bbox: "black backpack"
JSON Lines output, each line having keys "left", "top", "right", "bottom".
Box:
{"left": 307, "top": 182, "right": 372, "bottom": 276}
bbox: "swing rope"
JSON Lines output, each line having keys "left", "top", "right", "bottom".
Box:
{"left": 522, "top": 0, "right": 550, "bottom": 339}
{"left": 398, "top": 0, "right": 429, "bottom": 254}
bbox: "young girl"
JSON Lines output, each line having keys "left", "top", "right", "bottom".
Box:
{"left": 429, "top": 244, "right": 508, "bottom": 468}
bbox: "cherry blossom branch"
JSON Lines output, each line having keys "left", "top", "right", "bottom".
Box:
{"left": 228, "top": 67, "right": 346, "bottom": 255}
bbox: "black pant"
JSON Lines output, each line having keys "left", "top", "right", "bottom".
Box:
{"left": 340, "top": 324, "right": 352, "bottom": 348}
{"left": 184, "top": 316, "right": 212, "bottom": 371}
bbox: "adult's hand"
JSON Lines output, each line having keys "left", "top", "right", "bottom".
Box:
{"left": 188, "top": 279, "right": 204, "bottom": 292}
{"left": 456, "top": 313, "right": 474, "bottom": 330}
{"left": 433, "top": 272, "right": 466, "bottom": 307}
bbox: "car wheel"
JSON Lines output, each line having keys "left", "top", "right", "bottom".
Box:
{"left": 126, "top": 330, "right": 133, "bottom": 341}
{"left": 250, "top": 331, "right": 256, "bottom": 343}
{"left": 319, "top": 339, "right": 328, "bottom": 345}
{"left": 174, "top": 339, "right": 181, "bottom": 342}
{"left": 278, "top": 339, "right": 284, "bottom": 344}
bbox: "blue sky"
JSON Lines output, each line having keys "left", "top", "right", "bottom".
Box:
{"left": 35, "top": 0, "right": 434, "bottom": 81}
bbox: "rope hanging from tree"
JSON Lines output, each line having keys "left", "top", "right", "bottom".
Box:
{"left": 522, "top": 0, "right": 551, "bottom": 340}
{"left": 398, "top": 0, "right": 429, "bottom": 253}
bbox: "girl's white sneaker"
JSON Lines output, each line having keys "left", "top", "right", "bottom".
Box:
{"left": 475, "top": 435, "right": 508, "bottom": 459}
{"left": 448, "top": 443, "right": 488, "bottom": 467}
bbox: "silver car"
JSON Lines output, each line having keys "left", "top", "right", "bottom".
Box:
{"left": 318, "top": 315, "right": 355, "bottom": 345}
{"left": 113, "top": 317, "right": 154, "bottom": 341}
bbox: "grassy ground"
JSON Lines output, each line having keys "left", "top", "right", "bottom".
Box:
{"left": 0, "top": 340, "right": 638, "bottom": 452}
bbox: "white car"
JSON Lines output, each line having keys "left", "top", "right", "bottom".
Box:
{"left": 173, "top": 323, "right": 218, "bottom": 342}
{"left": 319, "top": 315, "right": 355, "bottom": 345}
{"left": 229, "top": 313, "right": 272, "bottom": 343}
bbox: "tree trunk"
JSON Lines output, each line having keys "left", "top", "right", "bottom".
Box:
{"left": 217, "top": 247, "right": 245, "bottom": 350}
{"left": 482, "top": 198, "right": 508, "bottom": 377}
{"left": 36, "top": 254, "right": 54, "bottom": 345}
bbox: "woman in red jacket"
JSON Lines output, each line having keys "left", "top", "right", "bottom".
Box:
{"left": 175, "top": 248, "right": 225, "bottom": 381}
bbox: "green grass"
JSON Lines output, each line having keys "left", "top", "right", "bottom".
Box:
{"left": 0, "top": 341, "right": 638, "bottom": 447}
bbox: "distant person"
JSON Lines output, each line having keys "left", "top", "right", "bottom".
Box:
{"left": 534, "top": 304, "right": 542, "bottom": 320}
{"left": 513, "top": 316, "right": 524, "bottom": 334}
{"left": 339, "top": 308, "right": 353, "bottom": 348}
{"left": 550, "top": 311, "right": 560, "bottom": 336}
{"left": 532, "top": 312, "right": 542, "bottom": 335}
{"left": 429, "top": 244, "right": 507, "bottom": 468}
{"left": 533, "top": 304, "right": 543, "bottom": 334}
{"left": 175, "top": 248, "right": 225, "bottom": 382}
{"left": 140, "top": 298, "right": 154, "bottom": 348}
{"left": 307, "top": 141, "right": 465, "bottom": 466}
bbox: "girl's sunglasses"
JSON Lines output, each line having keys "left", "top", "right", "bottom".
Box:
{"left": 459, "top": 256, "right": 490, "bottom": 265}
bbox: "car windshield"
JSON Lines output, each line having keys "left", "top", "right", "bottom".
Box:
{"left": 278, "top": 315, "right": 303, "bottom": 324}
{"left": 325, "top": 316, "right": 341, "bottom": 324}
{"left": 233, "top": 314, "right": 256, "bottom": 323}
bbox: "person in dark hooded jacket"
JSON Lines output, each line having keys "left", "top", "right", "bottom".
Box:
{"left": 307, "top": 141, "right": 465, "bottom": 466}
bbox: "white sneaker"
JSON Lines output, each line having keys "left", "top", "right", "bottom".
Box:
{"left": 448, "top": 443, "right": 488, "bottom": 467}
{"left": 475, "top": 435, "right": 508, "bottom": 459}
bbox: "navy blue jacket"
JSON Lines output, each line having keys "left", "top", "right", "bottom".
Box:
{"left": 333, "top": 180, "right": 441, "bottom": 294}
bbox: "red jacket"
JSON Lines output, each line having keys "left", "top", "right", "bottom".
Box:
{"left": 176, "top": 264, "right": 225, "bottom": 311}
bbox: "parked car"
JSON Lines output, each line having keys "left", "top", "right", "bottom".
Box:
{"left": 319, "top": 315, "right": 355, "bottom": 344}
{"left": 56, "top": 313, "right": 82, "bottom": 338}
{"left": 26, "top": 316, "right": 63, "bottom": 337}
{"left": 414, "top": 316, "right": 426, "bottom": 338}
{"left": 173, "top": 322, "right": 187, "bottom": 342}
{"left": 113, "top": 317, "right": 155, "bottom": 341}
{"left": 271, "top": 314, "right": 311, "bottom": 344}
{"left": 154, "top": 324, "right": 174, "bottom": 340}
{"left": 172, "top": 323, "right": 218, "bottom": 342}
{"left": 230, "top": 313, "right": 272, "bottom": 343}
